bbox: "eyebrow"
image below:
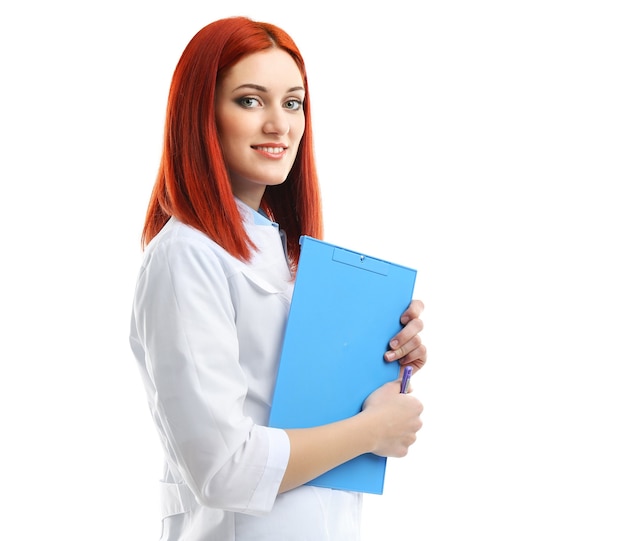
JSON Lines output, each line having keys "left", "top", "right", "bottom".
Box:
{"left": 232, "top": 83, "right": 305, "bottom": 94}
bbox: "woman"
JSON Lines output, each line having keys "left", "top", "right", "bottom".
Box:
{"left": 129, "top": 16, "right": 427, "bottom": 540}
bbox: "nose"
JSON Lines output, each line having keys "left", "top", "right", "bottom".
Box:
{"left": 262, "top": 107, "right": 290, "bottom": 136}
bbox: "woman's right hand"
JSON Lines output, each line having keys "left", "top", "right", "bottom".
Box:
{"left": 279, "top": 377, "right": 424, "bottom": 493}
{"left": 361, "top": 380, "right": 423, "bottom": 457}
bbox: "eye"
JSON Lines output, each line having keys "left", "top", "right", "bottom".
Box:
{"left": 284, "top": 99, "right": 303, "bottom": 111}
{"left": 237, "top": 96, "right": 261, "bottom": 108}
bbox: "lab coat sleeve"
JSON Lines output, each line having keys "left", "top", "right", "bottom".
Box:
{"left": 130, "top": 230, "right": 289, "bottom": 515}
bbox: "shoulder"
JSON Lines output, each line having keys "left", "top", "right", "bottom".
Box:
{"left": 140, "top": 218, "right": 243, "bottom": 280}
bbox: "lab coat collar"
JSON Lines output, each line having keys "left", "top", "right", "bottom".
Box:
{"left": 235, "top": 198, "right": 278, "bottom": 228}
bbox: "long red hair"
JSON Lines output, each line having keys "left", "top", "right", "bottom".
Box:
{"left": 141, "top": 17, "right": 323, "bottom": 266}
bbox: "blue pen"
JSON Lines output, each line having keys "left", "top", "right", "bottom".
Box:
{"left": 400, "top": 366, "right": 413, "bottom": 394}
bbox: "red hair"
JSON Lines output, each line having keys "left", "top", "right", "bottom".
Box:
{"left": 141, "top": 17, "right": 323, "bottom": 266}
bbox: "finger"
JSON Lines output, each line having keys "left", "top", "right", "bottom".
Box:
{"left": 386, "top": 340, "right": 427, "bottom": 370}
{"left": 401, "top": 344, "right": 428, "bottom": 371}
{"left": 385, "top": 324, "right": 423, "bottom": 361}
{"left": 391, "top": 332, "right": 422, "bottom": 360}
{"left": 400, "top": 299, "right": 425, "bottom": 325}
{"left": 389, "top": 317, "right": 424, "bottom": 351}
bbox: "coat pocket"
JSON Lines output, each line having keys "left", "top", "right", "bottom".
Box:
{"left": 239, "top": 268, "right": 293, "bottom": 311}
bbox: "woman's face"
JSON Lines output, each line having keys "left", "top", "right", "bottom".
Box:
{"left": 215, "top": 48, "right": 306, "bottom": 209}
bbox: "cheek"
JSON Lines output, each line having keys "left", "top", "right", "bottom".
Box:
{"left": 292, "top": 117, "right": 306, "bottom": 144}
{"left": 218, "top": 124, "right": 248, "bottom": 162}
{"left": 216, "top": 107, "right": 248, "bottom": 142}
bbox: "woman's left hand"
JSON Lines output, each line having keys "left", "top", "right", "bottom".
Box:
{"left": 384, "top": 299, "right": 427, "bottom": 371}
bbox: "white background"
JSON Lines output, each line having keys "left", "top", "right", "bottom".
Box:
{"left": 1, "top": 1, "right": 625, "bottom": 539}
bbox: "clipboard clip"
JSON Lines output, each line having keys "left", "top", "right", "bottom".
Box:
{"left": 332, "top": 248, "right": 389, "bottom": 276}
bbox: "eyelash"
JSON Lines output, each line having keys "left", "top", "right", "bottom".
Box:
{"left": 237, "top": 97, "right": 260, "bottom": 108}
{"left": 284, "top": 99, "right": 303, "bottom": 111}
{"left": 236, "top": 97, "right": 303, "bottom": 111}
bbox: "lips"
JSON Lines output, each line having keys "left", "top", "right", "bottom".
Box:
{"left": 252, "top": 145, "right": 287, "bottom": 154}
{"left": 252, "top": 145, "right": 288, "bottom": 159}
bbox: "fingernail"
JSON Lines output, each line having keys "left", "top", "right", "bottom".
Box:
{"left": 386, "top": 351, "right": 396, "bottom": 361}
{"left": 390, "top": 340, "right": 399, "bottom": 348}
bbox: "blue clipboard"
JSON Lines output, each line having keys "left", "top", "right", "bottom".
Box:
{"left": 268, "top": 236, "right": 417, "bottom": 494}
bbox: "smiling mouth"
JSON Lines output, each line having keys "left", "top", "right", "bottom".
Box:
{"left": 252, "top": 146, "right": 287, "bottom": 154}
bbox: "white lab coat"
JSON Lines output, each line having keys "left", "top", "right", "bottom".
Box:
{"left": 129, "top": 201, "right": 362, "bottom": 540}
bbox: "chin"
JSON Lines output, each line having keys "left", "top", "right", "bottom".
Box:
{"left": 263, "top": 175, "right": 289, "bottom": 187}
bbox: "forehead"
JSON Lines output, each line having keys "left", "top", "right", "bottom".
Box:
{"left": 221, "top": 48, "right": 304, "bottom": 89}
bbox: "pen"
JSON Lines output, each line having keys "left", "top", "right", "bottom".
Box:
{"left": 400, "top": 366, "right": 413, "bottom": 394}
